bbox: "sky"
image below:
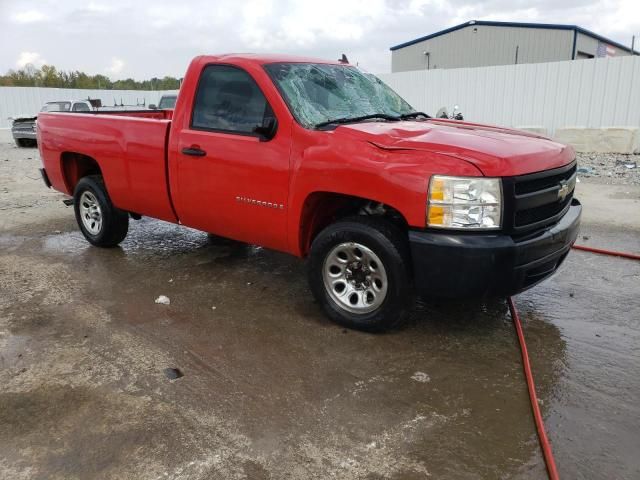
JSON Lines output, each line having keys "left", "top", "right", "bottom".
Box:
{"left": 1, "top": 0, "right": 639, "bottom": 79}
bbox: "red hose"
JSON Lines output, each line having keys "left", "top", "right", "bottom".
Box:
{"left": 507, "top": 245, "right": 638, "bottom": 479}
{"left": 572, "top": 244, "right": 640, "bottom": 260}
{"left": 508, "top": 297, "right": 560, "bottom": 480}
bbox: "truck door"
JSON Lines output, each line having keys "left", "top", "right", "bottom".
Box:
{"left": 171, "top": 64, "right": 290, "bottom": 251}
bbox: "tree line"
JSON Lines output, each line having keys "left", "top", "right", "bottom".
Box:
{"left": 0, "top": 64, "right": 180, "bottom": 90}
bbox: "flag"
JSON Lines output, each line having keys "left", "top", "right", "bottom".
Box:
{"left": 597, "top": 42, "right": 616, "bottom": 57}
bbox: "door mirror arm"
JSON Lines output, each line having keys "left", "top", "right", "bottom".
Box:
{"left": 254, "top": 118, "right": 278, "bottom": 142}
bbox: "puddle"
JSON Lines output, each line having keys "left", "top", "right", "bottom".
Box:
{"left": 1, "top": 216, "right": 638, "bottom": 478}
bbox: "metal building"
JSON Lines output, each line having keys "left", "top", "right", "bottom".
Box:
{"left": 391, "top": 20, "right": 639, "bottom": 73}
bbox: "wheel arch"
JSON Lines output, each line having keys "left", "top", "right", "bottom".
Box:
{"left": 60, "top": 152, "right": 103, "bottom": 195}
{"left": 297, "top": 191, "right": 409, "bottom": 257}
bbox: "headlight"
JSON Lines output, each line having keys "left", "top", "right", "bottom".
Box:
{"left": 427, "top": 176, "right": 502, "bottom": 229}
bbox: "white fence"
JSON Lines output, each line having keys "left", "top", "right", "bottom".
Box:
{"left": 378, "top": 56, "right": 640, "bottom": 137}
{"left": 0, "top": 87, "right": 178, "bottom": 129}
{"left": 2, "top": 57, "right": 639, "bottom": 139}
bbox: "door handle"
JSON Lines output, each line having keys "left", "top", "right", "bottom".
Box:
{"left": 181, "top": 147, "right": 207, "bottom": 157}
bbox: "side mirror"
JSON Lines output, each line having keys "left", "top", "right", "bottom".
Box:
{"left": 254, "top": 117, "right": 278, "bottom": 142}
{"left": 148, "top": 104, "right": 157, "bottom": 110}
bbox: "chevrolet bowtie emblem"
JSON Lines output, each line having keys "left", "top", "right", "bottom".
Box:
{"left": 557, "top": 181, "right": 570, "bottom": 202}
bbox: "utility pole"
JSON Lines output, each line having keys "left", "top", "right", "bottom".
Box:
{"left": 632, "top": 35, "right": 636, "bottom": 54}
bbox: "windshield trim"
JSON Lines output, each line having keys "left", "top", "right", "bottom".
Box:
{"left": 263, "top": 62, "right": 415, "bottom": 131}
{"left": 263, "top": 62, "right": 307, "bottom": 129}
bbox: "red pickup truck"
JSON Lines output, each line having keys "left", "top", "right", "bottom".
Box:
{"left": 37, "top": 54, "right": 580, "bottom": 331}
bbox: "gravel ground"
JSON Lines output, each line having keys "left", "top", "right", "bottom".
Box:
{"left": 576, "top": 153, "right": 640, "bottom": 186}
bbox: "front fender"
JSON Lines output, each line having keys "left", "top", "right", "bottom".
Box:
{"left": 286, "top": 130, "right": 483, "bottom": 256}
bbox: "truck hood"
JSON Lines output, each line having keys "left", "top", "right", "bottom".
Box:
{"left": 10, "top": 115, "right": 37, "bottom": 124}
{"left": 335, "top": 119, "right": 574, "bottom": 177}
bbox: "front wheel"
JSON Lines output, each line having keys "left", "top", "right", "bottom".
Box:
{"left": 73, "top": 175, "right": 129, "bottom": 247}
{"left": 308, "top": 217, "right": 412, "bottom": 332}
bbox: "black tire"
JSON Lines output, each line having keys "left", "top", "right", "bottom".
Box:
{"left": 308, "top": 216, "right": 412, "bottom": 332}
{"left": 73, "top": 175, "right": 129, "bottom": 247}
{"left": 15, "top": 138, "right": 36, "bottom": 147}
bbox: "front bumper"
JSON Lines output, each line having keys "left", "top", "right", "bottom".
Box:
{"left": 409, "top": 198, "right": 581, "bottom": 298}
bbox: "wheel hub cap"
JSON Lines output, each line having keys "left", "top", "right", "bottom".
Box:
{"left": 323, "top": 242, "right": 388, "bottom": 314}
{"left": 79, "top": 191, "right": 103, "bottom": 235}
{"left": 345, "top": 262, "right": 371, "bottom": 288}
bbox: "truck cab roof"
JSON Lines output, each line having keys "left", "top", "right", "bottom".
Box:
{"left": 193, "top": 53, "right": 344, "bottom": 66}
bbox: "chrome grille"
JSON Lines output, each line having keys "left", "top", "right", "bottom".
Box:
{"left": 13, "top": 122, "right": 35, "bottom": 132}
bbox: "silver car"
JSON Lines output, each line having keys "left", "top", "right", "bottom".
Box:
{"left": 12, "top": 100, "right": 92, "bottom": 147}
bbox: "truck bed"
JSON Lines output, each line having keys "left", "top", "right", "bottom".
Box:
{"left": 38, "top": 111, "right": 177, "bottom": 223}
{"left": 80, "top": 109, "right": 174, "bottom": 120}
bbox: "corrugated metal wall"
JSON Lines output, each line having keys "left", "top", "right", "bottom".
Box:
{"left": 573, "top": 33, "right": 630, "bottom": 59}
{"left": 0, "top": 87, "right": 178, "bottom": 128}
{"left": 380, "top": 56, "right": 640, "bottom": 135}
{"left": 391, "top": 25, "right": 575, "bottom": 72}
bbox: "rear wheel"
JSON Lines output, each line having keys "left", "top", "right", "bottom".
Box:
{"left": 73, "top": 175, "right": 129, "bottom": 247}
{"left": 308, "top": 217, "right": 412, "bottom": 331}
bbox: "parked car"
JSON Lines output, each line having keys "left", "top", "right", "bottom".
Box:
{"left": 37, "top": 54, "right": 580, "bottom": 331}
{"left": 149, "top": 94, "right": 178, "bottom": 110}
{"left": 11, "top": 116, "right": 38, "bottom": 147}
{"left": 12, "top": 100, "right": 93, "bottom": 147}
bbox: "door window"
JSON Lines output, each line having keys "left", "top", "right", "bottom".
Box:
{"left": 191, "top": 65, "right": 274, "bottom": 135}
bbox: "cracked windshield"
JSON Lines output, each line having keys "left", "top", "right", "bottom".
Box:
{"left": 265, "top": 63, "right": 416, "bottom": 128}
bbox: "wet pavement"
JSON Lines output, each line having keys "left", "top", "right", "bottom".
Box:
{"left": 1, "top": 143, "right": 639, "bottom": 479}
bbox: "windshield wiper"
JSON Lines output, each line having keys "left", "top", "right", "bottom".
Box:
{"left": 315, "top": 113, "right": 400, "bottom": 129}
{"left": 399, "top": 111, "right": 430, "bottom": 120}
